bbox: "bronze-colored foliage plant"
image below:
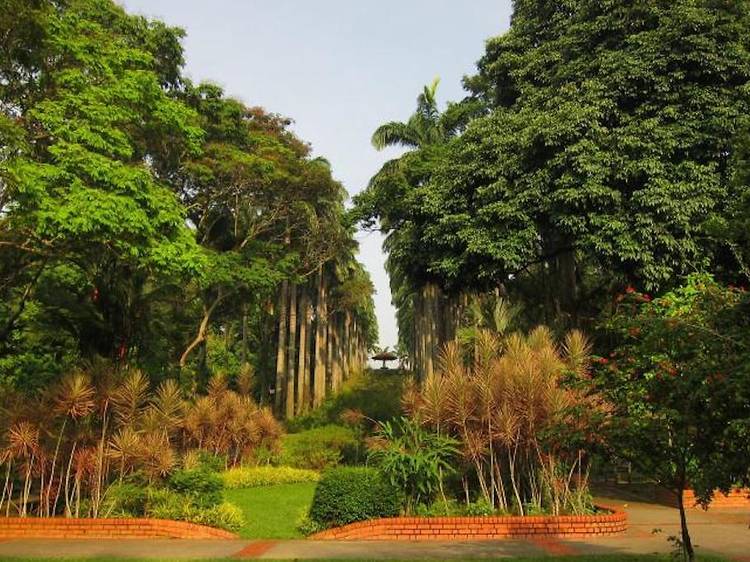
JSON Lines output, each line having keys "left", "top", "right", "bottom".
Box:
{"left": 408, "top": 327, "right": 601, "bottom": 516}
{"left": 0, "top": 365, "right": 282, "bottom": 517}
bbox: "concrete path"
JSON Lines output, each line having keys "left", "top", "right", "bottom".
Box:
{"left": 0, "top": 493, "right": 747, "bottom": 560}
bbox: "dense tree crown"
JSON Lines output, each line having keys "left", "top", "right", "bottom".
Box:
{"left": 0, "top": 0, "right": 376, "bottom": 412}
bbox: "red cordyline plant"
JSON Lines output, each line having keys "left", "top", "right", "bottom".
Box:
{"left": 0, "top": 363, "right": 282, "bottom": 517}
{"left": 403, "top": 327, "right": 605, "bottom": 516}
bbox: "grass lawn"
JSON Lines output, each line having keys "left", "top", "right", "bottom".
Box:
{"left": 224, "top": 481, "right": 316, "bottom": 539}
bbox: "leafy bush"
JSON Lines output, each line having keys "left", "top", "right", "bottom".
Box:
{"left": 222, "top": 466, "right": 320, "bottom": 488}
{"left": 286, "top": 371, "right": 404, "bottom": 432}
{"left": 145, "top": 488, "right": 192, "bottom": 521}
{"left": 280, "top": 425, "right": 358, "bottom": 469}
{"left": 103, "top": 476, "right": 243, "bottom": 532}
{"left": 167, "top": 469, "right": 223, "bottom": 508}
{"left": 308, "top": 467, "right": 403, "bottom": 529}
{"left": 368, "top": 417, "right": 457, "bottom": 512}
{"left": 183, "top": 450, "right": 228, "bottom": 473}
{"left": 101, "top": 482, "right": 148, "bottom": 517}
{"left": 465, "top": 498, "right": 496, "bottom": 516}
{"left": 191, "top": 502, "right": 245, "bottom": 532}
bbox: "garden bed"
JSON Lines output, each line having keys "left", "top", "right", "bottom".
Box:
{"left": 0, "top": 517, "right": 237, "bottom": 539}
{"left": 311, "top": 505, "right": 627, "bottom": 541}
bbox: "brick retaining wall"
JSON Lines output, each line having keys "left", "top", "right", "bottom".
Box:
{"left": 686, "top": 489, "right": 750, "bottom": 508}
{"left": 0, "top": 517, "right": 237, "bottom": 539}
{"left": 311, "top": 505, "right": 627, "bottom": 541}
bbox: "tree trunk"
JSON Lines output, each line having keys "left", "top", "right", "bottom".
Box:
{"left": 285, "top": 283, "right": 298, "bottom": 419}
{"left": 326, "top": 316, "right": 334, "bottom": 394}
{"left": 180, "top": 290, "right": 223, "bottom": 368}
{"left": 676, "top": 487, "right": 695, "bottom": 562}
{"left": 342, "top": 311, "right": 351, "bottom": 382}
{"left": 332, "top": 315, "right": 343, "bottom": 391}
{"left": 313, "top": 267, "right": 327, "bottom": 407}
{"left": 296, "top": 288, "right": 310, "bottom": 415}
{"left": 274, "top": 280, "right": 289, "bottom": 413}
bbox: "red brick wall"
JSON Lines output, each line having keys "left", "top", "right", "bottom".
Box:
{"left": 311, "top": 506, "right": 627, "bottom": 541}
{"left": 0, "top": 517, "right": 237, "bottom": 539}
{"left": 685, "top": 489, "right": 750, "bottom": 509}
{"left": 654, "top": 488, "right": 750, "bottom": 509}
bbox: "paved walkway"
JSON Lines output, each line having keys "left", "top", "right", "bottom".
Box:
{"left": 0, "top": 492, "right": 748, "bottom": 560}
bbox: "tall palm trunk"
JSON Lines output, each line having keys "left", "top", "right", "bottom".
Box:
{"left": 285, "top": 283, "right": 298, "bottom": 418}
{"left": 296, "top": 289, "right": 310, "bottom": 415}
{"left": 342, "top": 311, "right": 351, "bottom": 380}
{"left": 313, "top": 267, "right": 327, "bottom": 406}
{"left": 274, "top": 280, "right": 289, "bottom": 413}
{"left": 325, "top": 315, "right": 334, "bottom": 394}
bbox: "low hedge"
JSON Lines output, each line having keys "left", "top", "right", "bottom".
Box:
{"left": 308, "top": 466, "right": 403, "bottom": 528}
{"left": 221, "top": 466, "right": 320, "bottom": 488}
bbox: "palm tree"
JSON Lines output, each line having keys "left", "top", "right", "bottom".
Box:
{"left": 361, "top": 79, "right": 483, "bottom": 381}
{"left": 371, "top": 78, "right": 480, "bottom": 151}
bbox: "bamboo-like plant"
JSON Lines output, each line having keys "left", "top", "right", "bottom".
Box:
{"left": 0, "top": 365, "right": 283, "bottom": 518}
{"left": 408, "top": 327, "right": 599, "bottom": 515}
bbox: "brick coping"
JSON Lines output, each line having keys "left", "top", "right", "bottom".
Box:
{"left": 311, "top": 504, "right": 627, "bottom": 541}
{"left": 0, "top": 517, "right": 237, "bottom": 539}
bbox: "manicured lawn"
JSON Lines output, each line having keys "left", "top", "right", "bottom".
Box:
{"left": 224, "top": 482, "right": 317, "bottom": 539}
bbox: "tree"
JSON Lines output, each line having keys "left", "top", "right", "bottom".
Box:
{"left": 420, "top": 0, "right": 750, "bottom": 326}
{"left": 0, "top": 0, "right": 203, "bottom": 388}
{"left": 353, "top": 79, "right": 481, "bottom": 379}
{"left": 0, "top": 0, "right": 378, "bottom": 410}
{"left": 594, "top": 276, "right": 750, "bottom": 561}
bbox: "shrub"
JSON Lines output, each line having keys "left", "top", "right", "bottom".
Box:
{"left": 286, "top": 371, "right": 404, "bottom": 432}
{"left": 280, "top": 425, "right": 358, "bottom": 469}
{"left": 167, "top": 468, "right": 223, "bottom": 508}
{"left": 308, "top": 467, "right": 403, "bottom": 528}
{"left": 222, "top": 466, "right": 320, "bottom": 488}
{"left": 182, "top": 450, "right": 228, "bottom": 473}
{"left": 191, "top": 502, "right": 245, "bottom": 533}
{"left": 145, "top": 488, "right": 192, "bottom": 521}
{"left": 368, "top": 417, "right": 457, "bottom": 512}
{"left": 101, "top": 482, "right": 148, "bottom": 517}
{"left": 144, "top": 488, "right": 244, "bottom": 532}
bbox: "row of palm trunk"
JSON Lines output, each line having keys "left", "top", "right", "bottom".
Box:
{"left": 411, "top": 283, "right": 468, "bottom": 382}
{"left": 273, "top": 267, "right": 369, "bottom": 418}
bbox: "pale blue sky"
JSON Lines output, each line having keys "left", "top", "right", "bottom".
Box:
{"left": 120, "top": 0, "right": 513, "bottom": 350}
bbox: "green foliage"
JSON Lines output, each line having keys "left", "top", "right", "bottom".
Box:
{"left": 221, "top": 466, "right": 320, "bottom": 489}
{"left": 429, "top": 0, "right": 750, "bottom": 290}
{"left": 286, "top": 371, "right": 404, "bottom": 432}
{"left": 596, "top": 275, "right": 750, "bottom": 498}
{"left": 308, "top": 467, "right": 403, "bottom": 529}
{"left": 103, "top": 480, "right": 242, "bottom": 532}
{"left": 279, "top": 425, "right": 359, "bottom": 470}
{"left": 368, "top": 417, "right": 458, "bottom": 512}
{"left": 167, "top": 469, "right": 223, "bottom": 508}
{"left": 0, "top": 0, "right": 376, "bottom": 400}
{"left": 101, "top": 482, "right": 148, "bottom": 517}
{"left": 189, "top": 502, "right": 245, "bottom": 533}
{"left": 594, "top": 275, "right": 750, "bottom": 559}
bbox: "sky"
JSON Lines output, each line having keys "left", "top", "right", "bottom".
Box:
{"left": 120, "top": 0, "right": 514, "bottom": 351}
